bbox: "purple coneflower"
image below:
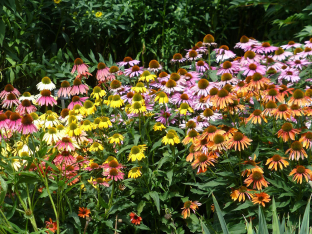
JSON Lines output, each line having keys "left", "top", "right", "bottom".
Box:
{"left": 162, "top": 80, "right": 184, "bottom": 94}
{"left": 37, "top": 90, "right": 57, "bottom": 107}
{"left": 234, "top": 36, "right": 258, "bottom": 51}
{"left": 155, "top": 108, "right": 177, "bottom": 125}
{"left": 58, "top": 81, "right": 71, "bottom": 98}
{"left": 202, "top": 34, "right": 217, "bottom": 47}
{"left": 191, "top": 79, "right": 217, "bottom": 97}
{"left": 0, "top": 113, "right": 9, "bottom": 129}
{"left": 8, "top": 112, "right": 21, "bottom": 131}
{"left": 117, "top": 56, "right": 140, "bottom": 67}
{"left": 71, "top": 58, "right": 89, "bottom": 75}
{"left": 171, "top": 91, "right": 194, "bottom": 106}
{"left": 17, "top": 114, "right": 37, "bottom": 135}
{"left": 171, "top": 53, "right": 186, "bottom": 63}
{"left": 281, "top": 41, "right": 302, "bottom": 50}
{"left": 2, "top": 93, "right": 20, "bottom": 109}
{"left": 55, "top": 137, "right": 80, "bottom": 152}
{"left": 278, "top": 68, "right": 300, "bottom": 83}
{"left": 103, "top": 168, "right": 124, "bottom": 181}
{"left": 253, "top": 42, "right": 278, "bottom": 54}
{"left": 124, "top": 65, "right": 144, "bottom": 77}
{"left": 287, "top": 59, "right": 311, "bottom": 70}
{"left": 273, "top": 48, "right": 292, "bottom": 61}
{"left": 195, "top": 60, "right": 210, "bottom": 73}
{"left": 217, "top": 61, "right": 240, "bottom": 75}
{"left": 54, "top": 151, "right": 76, "bottom": 165}
{"left": 16, "top": 100, "right": 37, "bottom": 115}
{"left": 185, "top": 50, "right": 202, "bottom": 61}
{"left": 214, "top": 45, "right": 236, "bottom": 62}
{"left": 148, "top": 60, "right": 162, "bottom": 73}
{"left": 70, "top": 78, "right": 89, "bottom": 95}
{"left": 0, "top": 84, "right": 20, "bottom": 100}
{"left": 241, "top": 63, "right": 266, "bottom": 76}
{"left": 96, "top": 62, "right": 110, "bottom": 81}
{"left": 298, "top": 47, "right": 312, "bottom": 58}
{"left": 304, "top": 38, "right": 312, "bottom": 47}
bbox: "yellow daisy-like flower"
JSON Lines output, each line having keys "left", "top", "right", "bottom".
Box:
{"left": 54, "top": 0, "right": 61, "bottom": 4}
{"left": 145, "top": 112, "right": 154, "bottom": 117}
{"left": 131, "top": 82, "right": 147, "bottom": 93}
{"left": 83, "top": 100, "right": 96, "bottom": 116}
{"left": 155, "top": 92, "right": 169, "bottom": 104}
{"left": 108, "top": 133, "right": 124, "bottom": 144}
{"left": 89, "top": 142, "right": 104, "bottom": 152}
{"left": 94, "top": 98, "right": 102, "bottom": 106}
{"left": 162, "top": 130, "right": 180, "bottom": 145}
{"left": 99, "top": 116, "right": 112, "bottom": 129}
{"left": 128, "top": 145, "right": 147, "bottom": 162}
{"left": 109, "top": 95, "right": 124, "bottom": 108}
{"left": 72, "top": 104, "right": 86, "bottom": 115}
{"left": 88, "top": 177, "right": 97, "bottom": 189}
{"left": 92, "top": 117, "right": 101, "bottom": 129}
{"left": 40, "top": 110, "right": 59, "bottom": 121}
{"left": 178, "top": 103, "right": 194, "bottom": 115}
{"left": 81, "top": 119, "right": 93, "bottom": 131}
{"left": 43, "top": 127, "right": 63, "bottom": 145}
{"left": 104, "top": 95, "right": 113, "bottom": 106}
{"left": 91, "top": 86, "right": 106, "bottom": 99}
{"left": 128, "top": 167, "right": 142, "bottom": 178}
{"left": 139, "top": 74, "right": 156, "bottom": 82}
{"left": 129, "top": 102, "right": 146, "bottom": 114}
{"left": 95, "top": 11, "right": 103, "bottom": 18}
{"left": 67, "top": 122, "right": 82, "bottom": 137}
{"left": 153, "top": 122, "right": 166, "bottom": 131}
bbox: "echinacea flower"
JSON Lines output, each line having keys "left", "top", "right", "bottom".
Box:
{"left": 83, "top": 100, "right": 96, "bottom": 116}
{"left": 109, "top": 95, "right": 124, "bottom": 108}
{"left": 272, "top": 104, "right": 291, "bottom": 120}
{"left": 230, "top": 186, "right": 254, "bottom": 202}
{"left": 178, "top": 103, "right": 193, "bottom": 115}
{"left": 8, "top": 112, "right": 21, "bottom": 131}
{"left": 185, "top": 50, "right": 202, "bottom": 61}
{"left": 128, "top": 145, "right": 147, "bottom": 162}
{"left": 124, "top": 65, "right": 144, "bottom": 78}
{"left": 213, "top": 89, "right": 234, "bottom": 110}
{"left": 227, "top": 132, "right": 252, "bottom": 151}
{"left": 288, "top": 89, "right": 310, "bottom": 107}
{"left": 195, "top": 60, "right": 210, "bottom": 73}
{"left": 16, "top": 100, "right": 37, "bottom": 115}
{"left": 148, "top": 60, "right": 162, "bottom": 73}
{"left": 299, "top": 132, "right": 312, "bottom": 149}
{"left": 171, "top": 53, "right": 186, "bottom": 63}
{"left": 90, "top": 86, "right": 106, "bottom": 100}
{"left": 19, "top": 92, "right": 35, "bottom": 102}
{"left": 244, "top": 168, "right": 269, "bottom": 190}
{"left": 287, "top": 59, "right": 311, "bottom": 70}
{"left": 241, "top": 63, "right": 266, "bottom": 76}
{"left": 70, "top": 78, "right": 89, "bottom": 95}
{"left": 131, "top": 82, "right": 148, "bottom": 93}
{"left": 0, "top": 84, "right": 20, "bottom": 100}
{"left": 71, "top": 58, "right": 89, "bottom": 75}
{"left": 36, "top": 77, "right": 56, "bottom": 91}
{"left": 162, "top": 79, "right": 184, "bottom": 94}
{"left": 289, "top": 165, "right": 312, "bottom": 184}
{"left": 281, "top": 40, "right": 302, "bottom": 49}
{"left": 273, "top": 48, "right": 292, "bottom": 61}
{"left": 182, "top": 129, "right": 199, "bottom": 145}
{"left": 117, "top": 56, "right": 140, "bottom": 67}
{"left": 129, "top": 212, "right": 142, "bottom": 225}
{"left": 128, "top": 102, "right": 146, "bottom": 114}
{"left": 214, "top": 45, "right": 236, "bottom": 62}
{"left": 203, "top": 34, "right": 217, "bottom": 47}
{"left": 99, "top": 117, "right": 112, "bottom": 129}
{"left": 153, "top": 122, "right": 166, "bottom": 131}
{"left": 154, "top": 92, "right": 169, "bottom": 104}
{"left": 54, "top": 151, "right": 76, "bottom": 165}
{"left": 67, "top": 122, "right": 82, "bottom": 137}
{"left": 162, "top": 130, "right": 180, "bottom": 145}
{"left": 265, "top": 154, "right": 289, "bottom": 171}
{"left": 89, "top": 142, "right": 104, "bottom": 152}
{"left": 253, "top": 42, "right": 278, "bottom": 54}
{"left": 128, "top": 167, "right": 142, "bottom": 178}
{"left": 286, "top": 141, "right": 307, "bottom": 160}
{"left": 43, "top": 127, "right": 63, "bottom": 144}
{"left": 81, "top": 119, "right": 93, "bottom": 131}
{"left": 191, "top": 152, "right": 216, "bottom": 173}
{"left": 208, "top": 134, "right": 228, "bottom": 151}
{"left": 96, "top": 62, "right": 110, "bottom": 81}
{"left": 17, "top": 114, "right": 37, "bottom": 135}
{"left": 36, "top": 90, "right": 57, "bottom": 107}
{"left": 234, "top": 35, "right": 256, "bottom": 50}
{"left": 279, "top": 68, "right": 300, "bottom": 83}
{"left": 139, "top": 70, "right": 157, "bottom": 83}
{"left": 45, "top": 218, "right": 57, "bottom": 233}
{"left": 217, "top": 61, "right": 240, "bottom": 75}
{"left": 108, "top": 133, "right": 124, "bottom": 145}
{"left": 103, "top": 168, "right": 124, "bottom": 181}
{"left": 276, "top": 122, "right": 300, "bottom": 142}
{"left": 248, "top": 73, "right": 270, "bottom": 90}
{"left": 246, "top": 109, "right": 267, "bottom": 124}
{"left": 78, "top": 207, "right": 91, "bottom": 218}
{"left": 93, "top": 177, "right": 109, "bottom": 187}
{"left": 55, "top": 137, "right": 80, "bottom": 151}
{"left": 2, "top": 93, "right": 20, "bottom": 108}
{"left": 252, "top": 192, "right": 271, "bottom": 207}
{"left": 181, "top": 200, "right": 201, "bottom": 219}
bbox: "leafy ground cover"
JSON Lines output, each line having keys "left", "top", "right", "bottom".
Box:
{"left": 1, "top": 34, "right": 312, "bottom": 233}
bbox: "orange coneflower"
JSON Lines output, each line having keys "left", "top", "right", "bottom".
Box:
{"left": 289, "top": 165, "right": 312, "bottom": 184}
{"left": 230, "top": 186, "right": 254, "bottom": 202}
{"left": 263, "top": 101, "right": 277, "bottom": 116}
{"left": 182, "top": 129, "right": 199, "bottom": 145}
{"left": 288, "top": 89, "right": 311, "bottom": 107}
{"left": 226, "top": 98, "right": 245, "bottom": 114}
{"left": 248, "top": 72, "right": 270, "bottom": 90}
{"left": 304, "top": 106, "right": 312, "bottom": 116}
{"left": 262, "top": 88, "right": 284, "bottom": 103}
{"left": 241, "top": 156, "right": 263, "bottom": 177}
{"left": 213, "top": 89, "right": 234, "bottom": 109}
{"left": 181, "top": 201, "right": 201, "bottom": 219}
{"left": 279, "top": 84, "right": 294, "bottom": 98}
{"left": 208, "top": 134, "right": 228, "bottom": 151}
{"left": 186, "top": 145, "right": 201, "bottom": 162}
{"left": 200, "top": 126, "right": 225, "bottom": 141}
{"left": 252, "top": 192, "right": 271, "bottom": 207}
{"left": 220, "top": 125, "right": 238, "bottom": 140}
{"left": 203, "top": 87, "right": 219, "bottom": 103}
{"left": 290, "top": 104, "right": 304, "bottom": 117}
{"left": 272, "top": 104, "right": 292, "bottom": 120}
{"left": 234, "top": 81, "right": 249, "bottom": 95}
{"left": 78, "top": 207, "right": 91, "bottom": 218}
{"left": 244, "top": 168, "right": 269, "bottom": 190}
{"left": 227, "top": 132, "right": 252, "bottom": 151}
{"left": 193, "top": 137, "right": 210, "bottom": 153}
{"left": 286, "top": 141, "right": 307, "bottom": 160}
{"left": 129, "top": 212, "right": 142, "bottom": 225}
{"left": 299, "top": 132, "right": 312, "bottom": 149}
{"left": 191, "top": 152, "right": 217, "bottom": 174}
{"left": 265, "top": 154, "right": 289, "bottom": 171}
{"left": 246, "top": 109, "right": 267, "bottom": 124}
{"left": 276, "top": 122, "right": 301, "bottom": 142}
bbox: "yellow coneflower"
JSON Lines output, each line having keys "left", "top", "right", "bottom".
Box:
{"left": 128, "top": 145, "right": 147, "bottom": 162}
{"left": 178, "top": 103, "right": 194, "bottom": 115}
{"left": 99, "top": 117, "right": 112, "bottom": 129}
{"left": 153, "top": 122, "right": 166, "bottom": 131}
{"left": 109, "top": 95, "right": 124, "bottom": 108}
{"left": 252, "top": 192, "right": 271, "bottom": 207}
{"left": 265, "top": 154, "right": 289, "bottom": 171}
{"left": 39, "top": 110, "right": 58, "bottom": 121}
{"left": 230, "top": 186, "right": 254, "bottom": 202}
{"left": 81, "top": 119, "right": 93, "bottom": 131}
{"left": 89, "top": 142, "right": 104, "bottom": 152}
{"left": 162, "top": 130, "right": 180, "bottom": 145}
{"left": 131, "top": 82, "right": 147, "bottom": 93}
{"left": 67, "top": 122, "right": 82, "bottom": 137}
{"left": 108, "top": 133, "right": 124, "bottom": 144}
{"left": 129, "top": 102, "right": 146, "bottom": 114}
{"left": 289, "top": 165, "right": 312, "bottom": 184}
{"left": 139, "top": 71, "right": 156, "bottom": 82}
{"left": 276, "top": 122, "right": 301, "bottom": 142}
{"left": 128, "top": 167, "right": 142, "bottom": 178}
{"left": 72, "top": 104, "right": 86, "bottom": 115}
{"left": 154, "top": 92, "right": 169, "bottom": 104}
{"left": 132, "top": 93, "right": 145, "bottom": 105}
{"left": 83, "top": 100, "right": 96, "bottom": 116}
{"left": 91, "top": 86, "right": 106, "bottom": 99}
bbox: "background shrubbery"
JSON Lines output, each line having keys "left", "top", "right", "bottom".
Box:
{"left": 1, "top": 0, "right": 312, "bottom": 90}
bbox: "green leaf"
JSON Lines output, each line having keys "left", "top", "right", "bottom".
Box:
{"left": 201, "top": 219, "right": 211, "bottom": 234}
{"left": 99, "top": 195, "right": 109, "bottom": 209}
{"left": 167, "top": 170, "right": 173, "bottom": 186}
{"left": 0, "top": 175, "right": 8, "bottom": 205}
{"left": 208, "top": 70, "right": 218, "bottom": 82}
{"left": 149, "top": 191, "right": 160, "bottom": 214}
{"left": 0, "top": 19, "right": 5, "bottom": 46}
{"left": 299, "top": 195, "right": 311, "bottom": 234}
{"left": 137, "top": 200, "right": 146, "bottom": 215}
{"left": 291, "top": 200, "right": 306, "bottom": 213}
{"left": 258, "top": 205, "right": 269, "bottom": 234}
{"left": 233, "top": 200, "right": 253, "bottom": 211}
{"left": 212, "top": 194, "right": 230, "bottom": 234}
{"left": 134, "top": 134, "right": 141, "bottom": 145}
{"left": 272, "top": 197, "right": 281, "bottom": 234}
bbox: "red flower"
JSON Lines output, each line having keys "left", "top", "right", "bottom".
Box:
{"left": 45, "top": 218, "right": 57, "bottom": 233}
{"left": 129, "top": 212, "right": 142, "bottom": 225}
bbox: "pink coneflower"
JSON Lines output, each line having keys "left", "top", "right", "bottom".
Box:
{"left": 103, "top": 168, "right": 124, "bottom": 181}
{"left": 240, "top": 51, "right": 262, "bottom": 66}
{"left": 185, "top": 50, "right": 202, "bottom": 61}
{"left": 186, "top": 45, "right": 207, "bottom": 54}
{"left": 148, "top": 60, "right": 162, "bottom": 73}
{"left": 304, "top": 38, "right": 312, "bottom": 47}
{"left": 169, "top": 73, "right": 187, "bottom": 86}
{"left": 195, "top": 60, "right": 210, "bottom": 73}
{"left": 121, "top": 91, "right": 134, "bottom": 104}
{"left": 17, "top": 114, "right": 37, "bottom": 135}
{"left": 287, "top": 59, "right": 311, "bottom": 70}
{"left": 58, "top": 81, "right": 72, "bottom": 98}
{"left": 0, "top": 113, "right": 9, "bottom": 129}
{"left": 162, "top": 80, "right": 184, "bottom": 94}
{"left": 281, "top": 41, "right": 302, "bottom": 50}
{"left": 71, "top": 58, "right": 89, "bottom": 75}
{"left": 217, "top": 61, "right": 240, "bottom": 75}
{"left": 273, "top": 48, "right": 292, "bottom": 61}
{"left": 298, "top": 47, "right": 312, "bottom": 58}
{"left": 157, "top": 71, "right": 170, "bottom": 83}
{"left": 234, "top": 36, "right": 258, "bottom": 51}
{"left": 8, "top": 112, "right": 21, "bottom": 131}
{"left": 70, "top": 78, "right": 89, "bottom": 95}
{"left": 102, "top": 159, "right": 124, "bottom": 170}
{"left": 192, "top": 96, "right": 210, "bottom": 111}
{"left": 54, "top": 151, "right": 76, "bottom": 165}
{"left": 1, "top": 93, "right": 20, "bottom": 109}
{"left": 124, "top": 65, "right": 144, "bottom": 77}
{"left": 96, "top": 62, "right": 110, "bottom": 81}
{"left": 191, "top": 79, "right": 217, "bottom": 97}
{"left": 37, "top": 90, "right": 57, "bottom": 107}
{"left": 16, "top": 100, "right": 37, "bottom": 115}
{"left": 184, "top": 72, "right": 200, "bottom": 86}
{"left": 202, "top": 34, "right": 217, "bottom": 47}
{"left": 253, "top": 42, "right": 278, "bottom": 54}
{"left": 218, "top": 73, "right": 238, "bottom": 88}
{"left": 171, "top": 91, "right": 194, "bottom": 106}
{"left": 117, "top": 56, "right": 140, "bottom": 67}
{"left": 155, "top": 108, "right": 177, "bottom": 125}
{"left": 0, "top": 84, "right": 21, "bottom": 100}
{"left": 214, "top": 45, "right": 236, "bottom": 62}
{"left": 171, "top": 53, "right": 186, "bottom": 63}
{"left": 278, "top": 68, "right": 300, "bottom": 83}
{"left": 55, "top": 137, "right": 80, "bottom": 152}
{"left": 241, "top": 63, "right": 266, "bottom": 76}
{"left": 93, "top": 178, "right": 109, "bottom": 187}
{"left": 68, "top": 96, "right": 88, "bottom": 110}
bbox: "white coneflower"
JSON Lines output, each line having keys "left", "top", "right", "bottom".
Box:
{"left": 43, "top": 127, "right": 64, "bottom": 145}
{"left": 36, "top": 77, "right": 56, "bottom": 91}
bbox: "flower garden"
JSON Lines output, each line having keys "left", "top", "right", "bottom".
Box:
{"left": 2, "top": 32, "right": 312, "bottom": 233}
